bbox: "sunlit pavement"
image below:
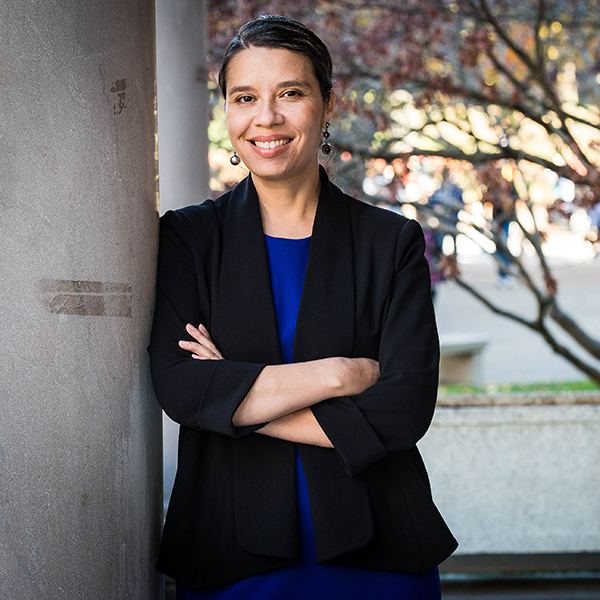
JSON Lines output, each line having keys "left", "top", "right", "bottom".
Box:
{"left": 434, "top": 243, "right": 600, "bottom": 386}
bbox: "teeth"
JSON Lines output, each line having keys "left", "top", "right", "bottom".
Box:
{"left": 254, "top": 139, "right": 290, "bottom": 149}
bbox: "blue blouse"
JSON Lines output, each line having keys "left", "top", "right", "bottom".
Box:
{"left": 176, "top": 234, "right": 441, "bottom": 600}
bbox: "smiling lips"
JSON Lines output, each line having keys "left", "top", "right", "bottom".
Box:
{"left": 252, "top": 138, "right": 292, "bottom": 149}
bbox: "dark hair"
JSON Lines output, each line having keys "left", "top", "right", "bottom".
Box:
{"left": 218, "top": 15, "right": 333, "bottom": 104}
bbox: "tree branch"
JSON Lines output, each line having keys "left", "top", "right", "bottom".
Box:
{"left": 335, "top": 137, "right": 575, "bottom": 177}
{"left": 561, "top": 108, "right": 600, "bottom": 132}
{"left": 485, "top": 47, "right": 539, "bottom": 108}
{"left": 549, "top": 303, "right": 600, "bottom": 361}
{"left": 536, "top": 320, "right": 600, "bottom": 385}
{"left": 454, "top": 276, "right": 535, "bottom": 329}
{"left": 476, "top": 0, "right": 540, "bottom": 77}
{"left": 454, "top": 277, "right": 600, "bottom": 385}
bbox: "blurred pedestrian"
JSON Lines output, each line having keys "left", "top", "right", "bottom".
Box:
{"left": 479, "top": 164, "right": 517, "bottom": 288}
{"left": 428, "top": 168, "right": 464, "bottom": 254}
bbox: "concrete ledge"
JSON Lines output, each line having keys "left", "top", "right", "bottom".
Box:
{"left": 441, "top": 575, "right": 600, "bottom": 599}
{"left": 437, "top": 390, "right": 600, "bottom": 407}
{"left": 440, "top": 333, "right": 488, "bottom": 354}
{"left": 440, "top": 552, "right": 600, "bottom": 573}
{"left": 440, "top": 333, "right": 488, "bottom": 385}
{"left": 420, "top": 393, "right": 600, "bottom": 556}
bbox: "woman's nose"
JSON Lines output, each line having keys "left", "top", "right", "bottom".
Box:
{"left": 254, "top": 98, "right": 284, "bottom": 127}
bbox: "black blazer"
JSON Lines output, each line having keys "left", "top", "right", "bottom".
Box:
{"left": 149, "top": 167, "right": 457, "bottom": 590}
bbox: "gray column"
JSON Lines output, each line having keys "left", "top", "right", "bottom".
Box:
{"left": 156, "top": 0, "right": 210, "bottom": 212}
{"left": 0, "top": 1, "right": 162, "bottom": 598}
{"left": 155, "top": 0, "right": 210, "bottom": 509}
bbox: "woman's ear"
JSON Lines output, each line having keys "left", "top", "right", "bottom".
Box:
{"left": 324, "top": 90, "right": 336, "bottom": 126}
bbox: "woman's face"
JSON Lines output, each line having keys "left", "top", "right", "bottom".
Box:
{"left": 224, "top": 46, "right": 334, "bottom": 185}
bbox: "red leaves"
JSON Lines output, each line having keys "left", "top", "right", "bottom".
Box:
{"left": 458, "top": 45, "right": 480, "bottom": 68}
{"left": 477, "top": 163, "right": 516, "bottom": 209}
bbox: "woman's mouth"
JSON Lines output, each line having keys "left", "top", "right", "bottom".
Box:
{"left": 251, "top": 139, "right": 292, "bottom": 149}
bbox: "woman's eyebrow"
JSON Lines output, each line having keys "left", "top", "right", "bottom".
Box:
{"left": 277, "top": 80, "right": 312, "bottom": 91}
{"left": 228, "top": 85, "right": 256, "bottom": 96}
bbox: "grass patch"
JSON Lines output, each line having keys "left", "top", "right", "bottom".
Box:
{"left": 438, "top": 380, "right": 600, "bottom": 395}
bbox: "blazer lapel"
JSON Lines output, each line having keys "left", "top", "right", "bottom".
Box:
{"left": 215, "top": 175, "right": 297, "bottom": 559}
{"left": 295, "top": 168, "right": 373, "bottom": 561}
{"left": 215, "top": 166, "right": 357, "bottom": 366}
{"left": 213, "top": 175, "right": 282, "bottom": 364}
{"left": 293, "top": 167, "right": 355, "bottom": 363}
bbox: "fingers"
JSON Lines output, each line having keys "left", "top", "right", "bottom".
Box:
{"left": 193, "top": 324, "right": 224, "bottom": 359}
{"left": 178, "top": 340, "right": 220, "bottom": 360}
{"left": 179, "top": 323, "right": 224, "bottom": 360}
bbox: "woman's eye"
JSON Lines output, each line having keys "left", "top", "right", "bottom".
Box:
{"left": 283, "top": 90, "right": 302, "bottom": 98}
{"left": 236, "top": 95, "right": 254, "bottom": 103}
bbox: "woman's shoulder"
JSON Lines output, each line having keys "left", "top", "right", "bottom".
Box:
{"left": 347, "top": 194, "right": 407, "bottom": 227}
{"left": 161, "top": 191, "right": 231, "bottom": 229}
{"left": 339, "top": 189, "right": 422, "bottom": 243}
{"left": 160, "top": 188, "right": 239, "bottom": 242}
{"left": 158, "top": 192, "right": 235, "bottom": 258}
{"left": 335, "top": 188, "right": 426, "bottom": 267}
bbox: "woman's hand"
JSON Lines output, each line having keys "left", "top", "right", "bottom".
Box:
{"left": 338, "top": 357, "right": 380, "bottom": 397}
{"left": 179, "top": 324, "right": 224, "bottom": 360}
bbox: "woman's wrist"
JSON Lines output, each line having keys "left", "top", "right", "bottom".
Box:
{"left": 336, "top": 356, "right": 380, "bottom": 397}
{"left": 326, "top": 357, "right": 348, "bottom": 396}
{"left": 256, "top": 408, "right": 333, "bottom": 448}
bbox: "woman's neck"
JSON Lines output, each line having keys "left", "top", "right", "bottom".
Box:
{"left": 253, "top": 168, "right": 321, "bottom": 239}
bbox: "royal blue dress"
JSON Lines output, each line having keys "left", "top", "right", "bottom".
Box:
{"left": 176, "top": 234, "right": 441, "bottom": 600}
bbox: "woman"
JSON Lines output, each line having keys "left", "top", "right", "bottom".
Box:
{"left": 149, "top": 15, "right": 457, "bottom": 599}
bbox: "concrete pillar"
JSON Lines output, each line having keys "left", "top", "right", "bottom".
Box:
{"left": 155, "top": 0, "right": 210, "bottom": 212}
{"left": 0, "top": 1, "right": 162, "bottom": 598}
{"left": 155, "top": 0, "right": 210, "bottom": 508}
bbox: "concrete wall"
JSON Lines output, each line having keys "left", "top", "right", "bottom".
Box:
{"left": 420, "top": 392, "right": 600, "bottom": 559}
{"left": 0, "top": 1, "right": 162, "bottom": 597}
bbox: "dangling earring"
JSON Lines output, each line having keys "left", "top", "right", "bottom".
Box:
{"left": 230, "top": 151, "right": 241, "bottom": 166}
{"left": 321, "top": 122, "right": 332, "bottom": 155}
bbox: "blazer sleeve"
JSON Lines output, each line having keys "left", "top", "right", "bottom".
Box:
{"left": 311, "top": 219, "right": 439, "bottom": 476}
{"left": 148, "top": 209, "right": 266, "bottom": 438}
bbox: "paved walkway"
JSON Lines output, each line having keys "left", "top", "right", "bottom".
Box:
{"left": 434, "top": 250, "right": 600, "bottom": 386}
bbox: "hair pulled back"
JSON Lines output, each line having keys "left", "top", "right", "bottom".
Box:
{"left": 218, "top": 15, "right": 333, "bottom": 104}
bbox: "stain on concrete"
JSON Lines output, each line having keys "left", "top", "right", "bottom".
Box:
{"left": 38, "top": 280, "right": 133, "bottom": 317}
{"left": 110, "top": 79, "right": 128, "bottom": 115}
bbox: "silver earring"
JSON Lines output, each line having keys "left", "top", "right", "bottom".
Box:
{"left": 321, "top": 122, "right": 332, "bottom": 155}
{"left": 230, "top": 151, "right": 241, "bottom": 166}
